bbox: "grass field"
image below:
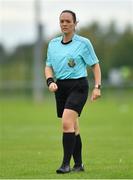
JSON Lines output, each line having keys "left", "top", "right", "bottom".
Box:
{"left": 0, "top": 89, "right": 133, "bottom": 179}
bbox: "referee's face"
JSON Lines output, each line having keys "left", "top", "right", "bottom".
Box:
{"left": 60, "top": 12, "right": 76, "bottom": 35}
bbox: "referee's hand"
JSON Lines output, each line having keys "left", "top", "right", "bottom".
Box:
{"left": 49, "top": 82, "right": 58, "bottom": 92}
{"left": 91, "top": 88, "right": 101, "bottom": 102}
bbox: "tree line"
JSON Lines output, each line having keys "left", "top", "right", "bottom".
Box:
{"left": 0, "top": 21, "right": 133, "bottom": 82}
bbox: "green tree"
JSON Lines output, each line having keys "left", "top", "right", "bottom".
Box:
{"left": 111, "top": 26, "right": 133, "bottom": 67}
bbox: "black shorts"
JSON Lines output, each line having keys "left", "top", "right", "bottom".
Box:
{"left": 55, "top": 77, "right": 89, "bottom": 118}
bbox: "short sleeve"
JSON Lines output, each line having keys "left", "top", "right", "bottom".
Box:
{"left": 82, "top": 39, "right": 99, "bottom": 66}
{"left": 45, "top": 44, "right": 52, "bottom": 67}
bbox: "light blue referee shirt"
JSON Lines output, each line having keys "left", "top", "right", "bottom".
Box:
{"left": 46, "top": 34, "right": 99, "bottom": 80}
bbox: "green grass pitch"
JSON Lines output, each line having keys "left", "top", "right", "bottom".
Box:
{"left": 0, "top": 89, "right": 133, "bottom": 179}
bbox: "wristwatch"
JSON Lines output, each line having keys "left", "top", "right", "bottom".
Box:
{"left": 94, "top": 84, "right": 101, "bottom": 89}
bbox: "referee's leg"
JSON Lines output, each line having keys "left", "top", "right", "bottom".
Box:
{"left": 56, "top": 109, "right": 77, "bottom": 173}
{"left": 74, "top": 118, "right": 80, "bottom": 135}
{"left": 72, "top": 119, "right": 84, "bottom": 171}
{"left": 61, "top": 109, "right": 77, "bottom": 165}
{"left": 62, "top": 109, "right": 77, "bottom": 132}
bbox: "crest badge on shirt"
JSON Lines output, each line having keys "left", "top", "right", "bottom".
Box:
{"left": 68, "top": 59, "right": 76, "bottom": 68}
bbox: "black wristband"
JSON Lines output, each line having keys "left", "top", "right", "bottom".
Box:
{"left": 46, "top": 77, "right": 54, "bottom": 87}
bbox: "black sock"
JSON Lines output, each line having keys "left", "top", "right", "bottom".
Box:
{"left": 73, "top": 134, "right": 82, "bottom": 166}
{"left": 62, "top": 132, "right": 76, "bottom": 166}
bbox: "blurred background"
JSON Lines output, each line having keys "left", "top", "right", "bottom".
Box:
{"left": 0, "top": 1, "right": 133, "bottom": 178}
{"left": 0, "top": 0, "right": 133, "bottom": 100}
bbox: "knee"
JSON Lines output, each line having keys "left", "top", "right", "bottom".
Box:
{"left": 62, "top": 121, "right": 74, "bottom": 132}
{"left": 62, "top": 109, "right": 78, "bottom": 132}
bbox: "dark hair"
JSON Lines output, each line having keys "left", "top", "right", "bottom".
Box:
{"left": 60, "top": 10, "right": 77, "bottom": 23}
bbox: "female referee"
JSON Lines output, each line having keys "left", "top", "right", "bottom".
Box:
{"left": 44, "top": 10, "right": 101, "bottom": 174}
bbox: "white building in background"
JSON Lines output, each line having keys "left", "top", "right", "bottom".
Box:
{"left": 108, "top": 68, "right": 123, "bottom": 86}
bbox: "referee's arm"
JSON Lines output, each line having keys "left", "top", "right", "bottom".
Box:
{"left": 92, "top": 63, "right": 101, "bottom": 87}
{"left": 91, "top": 63, "right": 101, "bottom": 101}
{"left": 44, "top": 66, "right": 58, "bottom": 92}
{"left": 45, "top": 66, "right": 54, "bottom": 79}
